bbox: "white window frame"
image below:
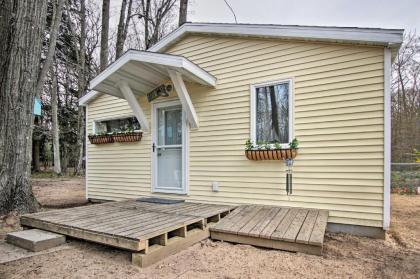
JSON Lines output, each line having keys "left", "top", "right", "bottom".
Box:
{"left": 92, "top": 114, "right": 140, "bottom": 134}
{"left": 250, "top": 78, "right": 294, "bottom": 147}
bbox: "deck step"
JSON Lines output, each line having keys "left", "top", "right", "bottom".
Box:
{"left": 210, "top": 205, "right": 329, "bottom": 255}
{"left": 6, "top": 229, "right": 66, "bottom": 252}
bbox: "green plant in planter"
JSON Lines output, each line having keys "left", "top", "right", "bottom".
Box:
{"left": 289, "top": 138, "right": 299, "bottom": 149}
{"left": 245, "top": 139, "right": 253, "bottom": 150}
{"left": 257, "top": 141, "right": 267, "bottom": 150}
{"left": 245, "top": 138, "right": 300, "bottom": 150}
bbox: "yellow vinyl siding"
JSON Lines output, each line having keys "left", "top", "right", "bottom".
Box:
{"left": 86, "top": 35, "right": 385, "bottom": 228}
{"left": 86, "top": 94, "right": 153, "bottom": 198}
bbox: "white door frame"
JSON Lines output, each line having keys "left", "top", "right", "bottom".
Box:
{"left": 151, "top": 99, "right": 189, "bottom": 195}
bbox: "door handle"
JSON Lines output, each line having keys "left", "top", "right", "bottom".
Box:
{"left": 152, "top": 143, "right": 156, "bottom": 152}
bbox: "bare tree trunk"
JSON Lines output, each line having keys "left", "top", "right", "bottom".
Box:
{"left": 35, "top": 0, "right": 64, "bottom": 97}
{"left": 33, "top": 138, "right": 41, "bottom": 172}
{"left": 178, "top": 0, "right": 188, "bottom": 26}
{"left": 116, "top": 0, "right": 133, "bottom": 58}
{"left": 32, "top": 116, "right": 41, "bottom": 172}
{"left": 0, "top": 0, "right": 48, "bottom": 214}
{"left": 116, "top": 0, "right": 128, "bottom": 58}
{"left": 51, "top": 70, "right": 61, "bottom": 175}
{"left": 74, "top": 0, "right": 86, "bottom": 176}
{"left": 268, "top": 86, "right": 280, "bottom": 141}
{"left": 100, "top": 0, "right": 110, "bottom": 71}
{"left": 61, "top": 143, "right": 68, "bottom": 174}
{"left": 143, "top": 0, "right": 151, "bottom": 48}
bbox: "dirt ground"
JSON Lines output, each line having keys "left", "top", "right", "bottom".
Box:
{"left": 32, "top": 177, "right": 87, "bottom": 208}
{"left": 0, "top": 178, "right": 419, "bottom": 279}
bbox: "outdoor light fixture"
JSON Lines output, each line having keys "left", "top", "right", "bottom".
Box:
{"left": 285, "top": 159, "right": 294, "bottom": 195}
{"left": 147, "top": 84, "right": 173, "bottom": 102}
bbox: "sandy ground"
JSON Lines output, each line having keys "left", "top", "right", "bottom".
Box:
{"left": 0, "top": 178, "right": 419, "bottom": 278}
{"left": 32, "top": 177, "right": 87, "bottom": 208}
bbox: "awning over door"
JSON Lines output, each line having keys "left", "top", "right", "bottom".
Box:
{"left": 79, "top": 50, "right": 217, "bottom": 131}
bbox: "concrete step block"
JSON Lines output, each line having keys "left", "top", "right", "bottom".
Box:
{"left": 6, "top": 229, "right": 66, "bottom": 252}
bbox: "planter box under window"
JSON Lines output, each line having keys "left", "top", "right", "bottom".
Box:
{"left": 88, "top": 134, "right": 114, "bottom": 144}
{"left": 245, "top": 149, "right": 298, "bottom": 160}
{"left": 112, "top": 131, "right": 142, "bottom": 143}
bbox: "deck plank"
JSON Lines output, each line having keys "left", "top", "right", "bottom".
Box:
{"left": 259, "top": 207, "right": 289, "bottom": 239}
{"left": 248, "top": 207, "right": 281, "bottom": 238}
{"left": 296, "top": 210, "right": 319, "bottom": 244}
{"left": 33, "top": 204, "right": 118, "bottom": 222}
{"left": 210, "top": 206, "right": 248, "bottom": 233}
{"left": 65, "top": 208, "right": 143, "bottom": 228}
{"left": 218, "top": 205, "right": 260, "bottom": 233}
{"left": 228, "top": 205, "right": 264, "bottom": 233}
{"left": 84, "top": 211, "right": 160, "bottom": 232}
{"left": 70, "top": 209, "right": 144, "bottom": 227}
{"left": 105, "top": 213, "right": 180, "bottom": 236}
{"left": 130, "top": 216, "right": 201, "bottom": 239}
{"left": 238, "top": 206, "right": 273, "bottom": 236}
{"left": 270, "top": 208, "right": 300, "bottom": 240}
{"left": 282, "top": 209, "right": 309, "bottom": 242}
{"left": 308, "top": 210, "right": 329, "bottom": 246}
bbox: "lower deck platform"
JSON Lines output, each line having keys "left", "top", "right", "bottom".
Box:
{"left": 210, "top": 205, "right": 329, "bottom": 255}
{"left": 20, "top": 199, "right": 235, "bottom": 266}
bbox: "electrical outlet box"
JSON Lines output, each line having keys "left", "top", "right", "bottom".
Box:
{"left": 212, "top": 181, "right": 219, "bottom": 192}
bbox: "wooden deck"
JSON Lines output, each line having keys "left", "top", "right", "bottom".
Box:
{"left": 210, "top": 205, "right": 329, "bottom": 255}
{"left": 20, "top": 200, "right": 235, "bottom": 267}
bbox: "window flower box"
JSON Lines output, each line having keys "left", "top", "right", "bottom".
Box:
{"left": 245, "top": 148, "right": 298, "bottom": 160}
{"left": 112, "top": 131, "right": 142, "bottom": 143}
{"left": 88, "top": 134, "right": 114, "bottom": 144}
{"left": 244, "top": 138, "right": 299, "bottom": 161}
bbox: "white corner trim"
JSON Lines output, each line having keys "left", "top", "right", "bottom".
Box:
{"left": 383, "top": 47, "right": 391, "bottom": 230}
{"left": 168, "top": 70, "right": 199, "bottom": 129}
{"left": 117, "top": 80, "right": 150, "bottom": 132}
{"left": 85, "top": 106, "right": 89, "bottom": 200}
{"left": 149, "top": 23, "right": 404, "bottom": 53}
{"left": 250, "top": 78, "right": 294, "bottom": 146}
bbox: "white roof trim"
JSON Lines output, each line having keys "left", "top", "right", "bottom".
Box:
{"left": 79, "top": 90, "right": 99, "bottom": 106}
{"left": 79, "top": 50, "right": 216, "bottom": 106}
{"left": 149, "top": 22, "right": 404, "bottom": 53}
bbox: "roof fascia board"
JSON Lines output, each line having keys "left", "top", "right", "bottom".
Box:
{"left": 182, "top": 59, "right": 216, "bottom": 86}
{"left": 79, "top": 90, "right": 101, "bottom": 106}
{"left": 149, "top": 23, "right": 404, "bottom": 53}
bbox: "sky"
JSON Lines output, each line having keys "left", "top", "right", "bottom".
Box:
{"left": 187, "top": 0, "right": 419, "bottom": 32}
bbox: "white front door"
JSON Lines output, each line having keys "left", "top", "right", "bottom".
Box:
{"left": 152, "top": 100, "right": 187, "bottom": 194}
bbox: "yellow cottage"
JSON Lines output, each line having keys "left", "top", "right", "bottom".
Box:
{"left": 79, "top": 23, "right": 404, "bottom": 238}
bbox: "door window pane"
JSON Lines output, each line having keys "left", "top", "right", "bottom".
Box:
{"left": 157, "top": 106, "right": 182, "bottom": 145}
{"left": 165, "top": 109, "right": 182, "bottom": 145}
{"left": 256, "top": 82, "right": 289, "bottom": 143}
